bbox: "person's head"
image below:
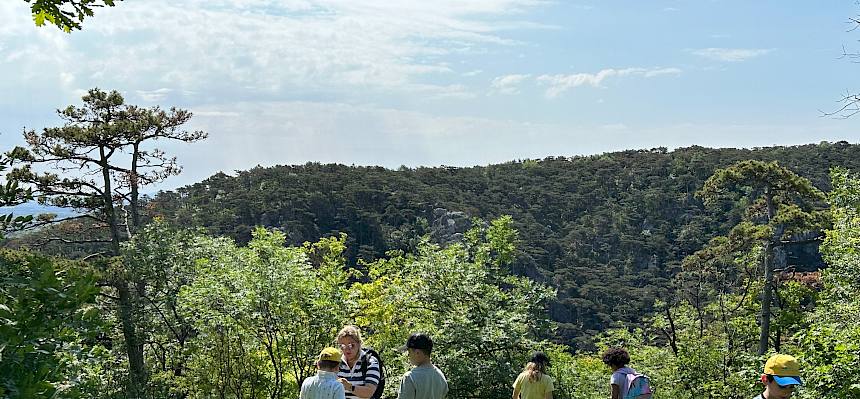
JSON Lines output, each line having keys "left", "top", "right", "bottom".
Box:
{"left": 337, "top": 325, "right": 363, "bottom": 363}
{"left": 316, "top": 347, "right": 342, "bottom": 372}
{"left": 525, "top": 351, "right": 551, "bottom": 382}
{"left": 760, "top": 354, "right": 802, "bottom": 399}
{"left": 601, "top": 347, "right": 630, "bottom": 371}
{"left": 400, "top": 333, "right": 433, "bottom": 366}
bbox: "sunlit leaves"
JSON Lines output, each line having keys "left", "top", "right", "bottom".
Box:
{"left": 26, "top": 0, "right": 122, "bottom": 32}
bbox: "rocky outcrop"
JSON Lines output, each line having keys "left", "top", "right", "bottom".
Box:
{"left": 430, "top": 208, "right": 471, "bottom": 245}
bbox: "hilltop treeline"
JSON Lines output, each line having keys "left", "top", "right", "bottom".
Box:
{"left": 148, "top": 142, "right": 860, "bottom": 347}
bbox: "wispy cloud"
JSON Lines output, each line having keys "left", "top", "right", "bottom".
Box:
{"left": 490, "top": 74, "right": 531, "bottom": 95}
{"left": 537, "top": 67, "right": 681, "bottom": 97}
{"left": 0, "top": 0, "right": 549, "bottom": 100}
{"left": 136, "top": 88, "right": 172, "bottom": 102}
{"left": 692, "top": 48, "right": 773, "bottom": 62}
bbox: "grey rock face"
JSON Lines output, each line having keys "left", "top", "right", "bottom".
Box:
{"left": 430, "top": 208, "right": 471, "bottom": 245}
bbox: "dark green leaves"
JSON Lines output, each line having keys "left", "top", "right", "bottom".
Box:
{"left": 26, "top": 0, "right": 123, "bottom": 32}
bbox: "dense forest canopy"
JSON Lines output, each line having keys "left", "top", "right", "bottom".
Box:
{"left": 144, "top": 142, "right": 860, "bottom": 348}
{"left": 6, "top": 136, "right": 860, "bottom": 398}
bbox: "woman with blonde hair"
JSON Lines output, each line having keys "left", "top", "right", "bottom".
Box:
{"left": 512, "top": 351, "right": 554, "bottom": 399}
{"left": 335, "top": 325, "right": 383, "bottom": 399}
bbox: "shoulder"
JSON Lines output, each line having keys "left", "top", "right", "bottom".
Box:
{"left": 362, "top": 351, "right": 380, "bottom": 367}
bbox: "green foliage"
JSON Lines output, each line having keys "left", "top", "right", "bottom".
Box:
{"left": 546, "top": 350, "right": 607, "bottom": 399}
{"left": 693, "top": 160, "right": 827, "bottom": 355}
{"left": 794, "top": 168, "right": 860, "bottom": 398}
{"left": 0, "top": 152, "right": 34, "bottom": 239}
{"left": 9, "top": 88, "right": 205, "bottom": 232}
{"left": 144, "top": 144, "right": 860, "bottom": 347}
{"left": 639, "top": 298, "right": 764, "bottom": 399}
{"left": 6, "top": 88, "right": 207, "bottom": 399}
{"left": 26, "top": 0, "right": 121, "bottom": 32}
{"left": 697, "top": 160, "right": 827, "bottom": 240}
{"left": 698, "top": 160, "right": 825, "bottom": 206}
{"left": 90, "top": 216, "right": 560, "bottom": 399}
{"left": 353, "top": 217, "right": 557, "bottom": 398}
{"left": 13, "top": 143, "right": 860, "bottom": 398}
{"left": 588, "top": 166, "right": 859, "bottom": 399}
{"left": 115, "top": 221, "right": 211, "bottom": 398}
{"left": 0, "top": 250, "right": 101, "bottom": 397}
{"left": 178, "top": 228, "right": 350, "bottom": 398}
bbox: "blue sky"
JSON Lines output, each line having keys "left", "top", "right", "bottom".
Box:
{"left": 1, "top": 0, "right": 860, "bottom": 190}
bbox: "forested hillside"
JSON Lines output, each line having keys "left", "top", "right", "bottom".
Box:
{"left": 148, "top": 142, "right": 860, "bottom": 348}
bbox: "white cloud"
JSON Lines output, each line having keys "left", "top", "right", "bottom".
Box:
{"left": 664, "top": 7, "right": 679, "bottom": 12}
{"left": 490, "top": 74, "right": 531, "bottom": 95}
{"left": 537, "top": 67, "right": 681, "bottom": 97}
{"left": 644, "top": 67, "right": 682, "bottom": 77}
{"left": 692, "top": 48, "right": 773, "bottom": 62}
{"left": 59, "top": 72, "right": 75, "bottom": 87}
{"left": 0, "top": 0, "right": 550, "bottom": 100}
{"left": 462, "top": 69, "right": 484, "bottom": 76}
{"left": 192, "top": 110, "right": 241, "bottom": 117}
{"left": 136, "top": 88, "right": 172, "bottom": 102}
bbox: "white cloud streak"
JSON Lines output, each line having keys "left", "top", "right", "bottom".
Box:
{"left": 490, "top": 74, "right": 531, "bottom": 95}
{"left": 692, "top": 48, "right": 774, "bottom": 62}
{"left": 136, "top": 88, "right": 172, "bottom": 102}
{"left": 537, "top": 67, "right": 681, "bottom": 97}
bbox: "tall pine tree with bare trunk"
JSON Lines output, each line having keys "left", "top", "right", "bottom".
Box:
{"left": 9, "top": 88, "right": 206, "bottom": 398}
{"left": 696, "top": 160, "right": 828, "bottom": 355}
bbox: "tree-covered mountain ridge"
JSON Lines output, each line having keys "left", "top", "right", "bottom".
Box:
{"left": 150, "top": 141, "right": 860, "bottom": 348}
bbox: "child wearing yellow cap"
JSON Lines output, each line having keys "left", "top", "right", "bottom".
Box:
{"left": 754, "top": 354, "right": 802, "bottom": 399}
{"left": 301, "top": 347, "right": 347, "bottom": 399}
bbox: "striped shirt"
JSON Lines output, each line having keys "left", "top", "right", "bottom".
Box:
{"left": 339, "top": 350, "right": 381, "bottom": 399}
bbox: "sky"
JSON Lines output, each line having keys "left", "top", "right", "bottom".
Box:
{"left": 2, "top": 0, "right": 860, "bottom": 191}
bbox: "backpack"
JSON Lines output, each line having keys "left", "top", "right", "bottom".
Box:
{"left": 624, "top": 372, "right": 652, "bottom": 399}
{"left": 360, "top": 347, "right": 386, "bottom": 399}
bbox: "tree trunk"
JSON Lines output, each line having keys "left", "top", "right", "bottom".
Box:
{"left": 665, "top": 305, "right": 679, "bottom": 356}
{"left": 759, "top": 190, "right": 786, "bottom": 355}
{"left": 130, "top": 142, "right": 141, "bottom": 231}
{"left": 758, "top": 242, "right": 774, "bottom": 355}
{"left": 117, "top": 280, "right": 147, "bottom": 398}
{"left": 100, "top": 146, "right": 147, "bottom": 398}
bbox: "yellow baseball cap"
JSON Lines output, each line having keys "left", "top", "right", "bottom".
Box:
{"left": 318, "top": 347, "right": 342, "bottom": 363}
{"left": 764, "top": 354, "right": 802, "bottom": 386}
